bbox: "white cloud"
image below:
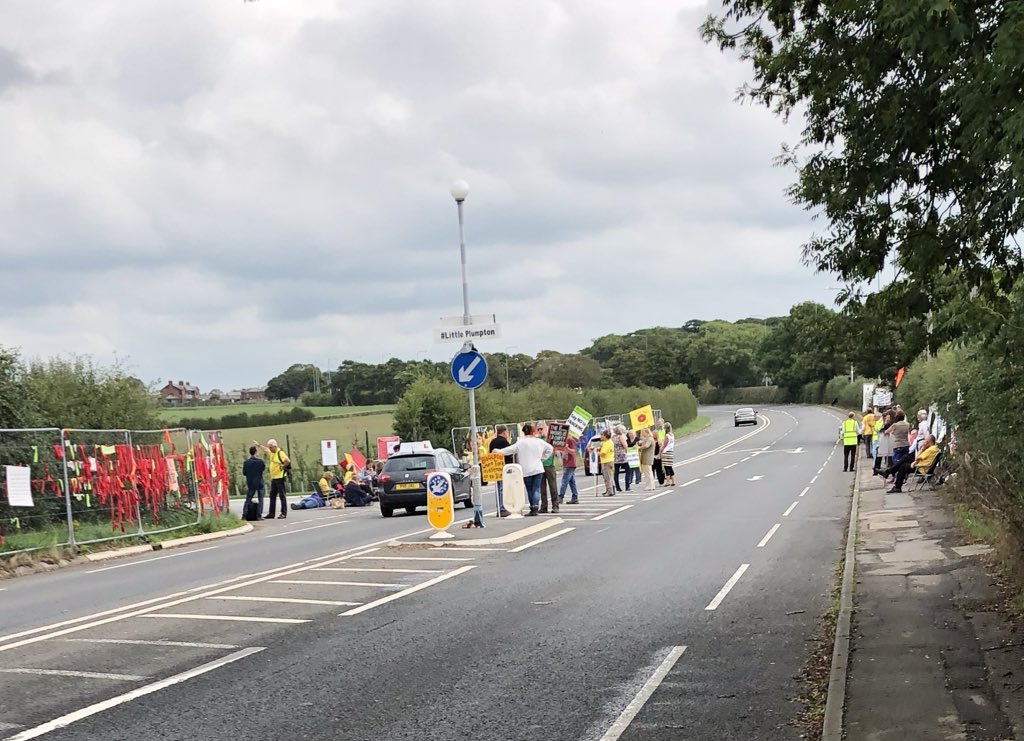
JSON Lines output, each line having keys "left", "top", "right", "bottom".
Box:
{"left": 0, "top": 0, "right": 835, "bottom": 389}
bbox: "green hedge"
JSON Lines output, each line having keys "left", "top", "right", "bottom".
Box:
{"left": 176, "top": 406, "right": 314, "bottom": 431}
{"left": 697, "top": 385, "right": 790, "bottom": 405}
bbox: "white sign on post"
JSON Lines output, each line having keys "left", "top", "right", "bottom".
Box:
{"left": 5, "top": 465, "right": 33, "bottom": 507}
{"left": 873, "top": 389, "right": 893, "bottom": 407}
{"left": 862, "top": 383, "right": 875, "bottom": 411}
{"left": 320, "top": 440, "right": 338, "bottom": 466}
{"left": 433, "top": 324, "right": 502, "bottom": 344}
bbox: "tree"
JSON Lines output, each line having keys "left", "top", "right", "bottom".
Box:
{"left": 759, "top": 303, "right": 849, "bottom": 392}
{"left": 392, "top": 377, "right": 467, "bottom": 449}
{"left": 530, "top": 351, "right": 605, "bottom": 389}
{"left": 688, "top": 321, "right": 763, "bottom": 388}
{"left": 266, "top": 364, "right": 321, "bottom": 401}
{"left": 703, "top": 2, "right": 1024, "bottom": 307}
{"left": 0, "top": 346, "right": 33, "bottom": 428}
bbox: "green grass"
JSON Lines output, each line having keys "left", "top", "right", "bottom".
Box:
{"left": 157, "top": 403, "right": 395, "bottom": 423}
{"left": 218, "top": 412, "right": 395, "bottom": 455}
{"left": 955, "top": 504, "right": 1002, "bottom": 543}
{"left": 676, "top": 416, "right": 712, "bottom": 437}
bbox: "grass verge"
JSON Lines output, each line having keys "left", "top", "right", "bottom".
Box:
{"left": 676, "top": 415, "right": 712, "bottom": 437}
{"left": 158, "top": 403, "right": 394, "bottom": 423}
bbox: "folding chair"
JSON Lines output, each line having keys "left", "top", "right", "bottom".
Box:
{"left": 913, "top": 450, "right": 944, "bottom": 491}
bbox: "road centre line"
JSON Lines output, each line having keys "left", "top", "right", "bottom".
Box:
{"left": 810, "top": 475, "right": 818, "bottom": 484}
{"left": 704, "top": 471, "right": 720, "bottom": 477}
{"left": 207, "top": 596, "right": 361, "bottom": 607}
{"left": 599, "top": 646, "right": 687, "bottom": 741}
{"left": 64, "top": 638, "right": 241, "bottom": 650}
{"left": 817, "top": 466, "right": 824, "bottom": 475}
{"left": 354, "top": 556, "right": 473, "bottom": 562}
{"left": 86, "top": 547, "right": 219, "bottom": 574}
{"left": 705, "top": 564, "right": 750, "bottom": 611}
{"left": 783, "top": 502, "right": 799, "bottom": 517}
{"left": 591, "top": 505, "right": 633, "bottom": 521}
{"left": 680, "top": 415, "right": 772, "bottom": 466}
{"left": 509, "top": 527, "right": 575, "bottom": 553}
{"left": 724, "top": 463, "right": 737, "bottom": 469}
{"left": 284, "top": 514, "right": 347, "bottom": 526}
{"left": 272, "top": 579, "right": 404, "bottom": 588}
{"left": 757, "top": 524, "right": 782, "bottom": 548}
{"left": 142, "top": 614, "right": 310, "bottom": 625}
{"left": 0, "top": 668, "right": 147, "bottom": 682}
{"left": 4, "top": 647, "right": 264, "bottom": 741}
{"left": 679, "top": 478, "right": 701, "bottom": 488}
{"left": 313, "top": 567, "right": 443, "bottom": 574}
{"left": 644, "top": 490, "right": 671, "bottom": 501}
{"left": 741, "top": 457, "right": 751, "bottom": 462}
{"left": 265, "top": 521, "right": 348, "bottom": 538}
{"left": 340, "top": 565, "right": 477, "bottom": 617}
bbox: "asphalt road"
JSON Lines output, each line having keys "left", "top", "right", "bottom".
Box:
{"left": 0, "top": 405, "right": 852, "bottom": 740}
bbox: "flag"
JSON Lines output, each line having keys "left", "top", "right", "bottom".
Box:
{"left": 894, "top": 367, "right": 906, "bottom": 388}
{"left": 629, "top": 405, "right": 654, "bottom": 430}
{"left": 346, "top": 447, "right": 367, "bottom": 472}
{"left": 163, "top": 429, "right": 172, "bottom": 445}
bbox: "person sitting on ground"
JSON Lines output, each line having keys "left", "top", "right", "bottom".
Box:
{"left": 875, "top": 434, "right": 939, "bottom": 493}
{"left": 291, "top": 487, "right": 327, "bottom": 510}
{"left": 343, "top": 478, "right": 373, "bottom": 507}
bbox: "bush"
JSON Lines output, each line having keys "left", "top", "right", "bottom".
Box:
{"left": 179, "top": 406, "right": 314, "bottom": 431}
{"left": 299, "top": 391, "right": 335, "bottom": 407}
{"left": 697, "top": 385, "right": 789, "bottom": 405}
{"left": 823, "top": 376, "right": 873, "bottom": 411}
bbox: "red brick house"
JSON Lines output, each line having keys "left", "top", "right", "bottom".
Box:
{"left": 159, "top": 380, "right": 201, "bottom": 406}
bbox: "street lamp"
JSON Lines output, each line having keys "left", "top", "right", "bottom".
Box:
{"left": 504, "top": 345, "right": 519, "bottom": 391}
{"left": 450, "top": 179, "right": 482, "bottom": 522}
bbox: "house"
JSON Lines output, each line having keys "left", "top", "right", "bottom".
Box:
{"left": 240, "top": 387, "right": 267, "bottom": 402}
{"left": 159, "top": 380, "right": 201, "bottom": 406}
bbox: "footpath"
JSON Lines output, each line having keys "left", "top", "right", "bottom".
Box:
{"left": 841, "top": 458, "right": 1024, "bottom": 739}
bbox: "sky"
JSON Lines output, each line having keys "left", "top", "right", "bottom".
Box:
{"left": 0, "top": 0, "right": 839, "bottom": 391}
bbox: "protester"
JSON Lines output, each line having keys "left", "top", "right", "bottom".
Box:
{"left": 861, "top": 409, "right": 876, "bottom": 459}
{"left": 653, "top": 418, "right": 666, "bottom": 485}
{"left": 343, "top": 479, "right": 373, "bottom": 507}
{"left": 319, "top": 467, "right": 334, "bottom": 497}
{"left": 291, "top": 491, "right": 326, "bottom": 510}
{"left": 840, "top": 412, "right": 860, "bottom": 472}
{"left": 559, "top": 437, "right": 580, "bottom": 504}
{"left": 911, "top": 409, "right": 930, "bottom": 453}
{"left": 638, "top": 428, "right": 656, "bottom": 491}
{"left": 876, "top": 434, "right": 939, "bottom": 493}
{"left": 537, "top": 423, "right": 559, "bottom": 514}
{"left": 599, "top": 429, "right": 616, "bottom": 496}
{"left": 493, "top": 422, "right": 554, "bottom": 516}
{"left": 254, "top": 438, "right": 290, "bottom": 519}
{"left": 489, "top": 425, "right": 513, "bottom": 517}
{"left": 888, "top": 411, "right": 911, "bottom": 467}
{"left": 612, "top": 424, "right": 630, "bottom": 492}
{"left": 873, "top": 410, "right": 894, "bottom": 476}
{"left": 626, "top": 428, "right": 641, "bottom": 487}
{"left": 241, "top": 445, "right": 266, "bottom": 520}
{"left": 660, "top": 423, "right": 676, "bottom": 486}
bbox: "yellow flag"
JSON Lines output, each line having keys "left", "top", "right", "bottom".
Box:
{"left": 629, "top": 405, "right": 654, "bottom": 430}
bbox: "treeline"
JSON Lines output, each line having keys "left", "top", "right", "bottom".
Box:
{"left": 175, "top": 407, "right": 315, "bottom": 431}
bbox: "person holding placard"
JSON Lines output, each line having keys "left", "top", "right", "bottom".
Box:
{"left": 559, "top": 439, "right": 580, "bottom": 504}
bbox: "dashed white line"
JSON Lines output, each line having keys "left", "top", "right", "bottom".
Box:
{"left": 272, "top": 579, "right": 404, "bottom": 588}
{"left": 783, "top": 502, "right": 799, "bottom": 517}
{"left": 799, "top": 486, "right": 810, "bottom": 498}
{"left": 705, "top": 564, "right": 750, "bottom": 611}
{"left": 679, "top": 479, "right": 700, "bottom": 488}
{"left": 644, "top": 490, "right": 671, "bottom": 501}
{"left": 142, "top": 613, "right": 309, "bottom": 625}
{"left": 740, "top": 457, "right": 751, "bottom": 462}
{"left": 3, "top": 648, "right": 264, "bottom": 741}
{"left": 63, "top": 638, "right": 240, "bottom": 650}
{"left": 509, "top": 527, "right": 576, "bottom": 553}
{"left": 810, "top": 476, "right": 818, "bottom": 484}
{"left": 704, "top": 470, "right": 721, "bottom": 478}
{"left": 591, "top": 505, "right": 633, "bottom": 521}
{"left": 354, "top": 556, "right": 473, "bottom": 562}
{"left": 265, "top": 521, "right": 349, "bottom": 538}
{"left": 207, "top": 595, "right": 361, "bottom": 607}
{"left": 0, "top": 668, "right": 146, "bottom": 681}
{"left": 86, "top": 546, "right": 219, "bottom": 574}
{"left": 757, "top": 524, "right": 782, "bottom": 548}
{"left": 340, "top": 565, "right": 477, "bottom": 617}
{"left": 599, "top": 646, "right": 688, "bottom": 741}
{"left": 313, "top": 567, "right": 442, "bottom": 574}
{"left": 724, "top": 463, "right": 738, "bottom": 469}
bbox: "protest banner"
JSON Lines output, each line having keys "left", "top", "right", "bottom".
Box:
{"left": 480, "top": 453, "right": 505, "bottom": 484}
{"left": 629, "top": 405, "right": 654, "bottom": 430}
{"left": 547, "top": 422, "right": 571, "bottom": 451}
{"left": 566, "top": 406, "right": 593, "bottom": 439}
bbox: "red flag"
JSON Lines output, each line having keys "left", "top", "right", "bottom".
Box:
{"left": 894, "top": 367, "right": 906, "bottom": 388}
{"left": 346, "top": 448, "right": 367, "bottom": 472}
{"left": 163, "top": 429, "right": 172, "bottom": 445}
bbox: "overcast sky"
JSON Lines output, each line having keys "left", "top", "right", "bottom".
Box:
{"left": 0, "top": 0, "right": 838, "bottom": 390}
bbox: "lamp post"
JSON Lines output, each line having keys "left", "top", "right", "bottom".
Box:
{"left": 450, "top": 179, "right": 482, "bottom": 521}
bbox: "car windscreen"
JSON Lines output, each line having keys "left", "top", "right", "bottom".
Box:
{"left": 737, "top": 408, "right": 754, "bottom": 414}
{"left": 383, "top": 455, "right": 434, "bottom": 473}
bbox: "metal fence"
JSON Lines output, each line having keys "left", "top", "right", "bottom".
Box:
{"left": 0, "top": 427, "right": 231, "bottom": 557}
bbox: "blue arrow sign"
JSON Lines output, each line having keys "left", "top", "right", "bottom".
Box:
{"left": 450, "top": 350, "right": 488, "bottom": 390}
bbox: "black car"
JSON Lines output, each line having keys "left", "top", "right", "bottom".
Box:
{"left": 376, "top": 448, "right": 474, "bottom": 517}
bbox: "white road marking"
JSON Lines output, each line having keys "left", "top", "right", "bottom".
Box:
{"left": 724, "top": 463, "right": 737, "bottom": 469}
{"left": 272, "top": 579, "right": 404, "bottom": 588}
{"left": 0, "top": 668, "right": 146, "bottom": 681}
{"left": 143, "top": 613, "right": 309, "bottom": 624}
{"left": 509, "top": 527, "right": 575, "bottom": 553}
{"left": 265, "top": 521, "right": 348, "bottom": 538}
{"left": 354, "top": 556, "right": 473, "bottom": 562}
{"left": 704, "top": 470, "right": 720, "bottom": 477}
{"left": 86, "top": 546, "right": 219, "bottom": 574}
{"left": 679, "top": 479, "right": 700, "bottom": 488}
{"left": 284, "top": 514, "right": 347, "bottom": 526}
{"left": 64, "top": 638, "right": 241, "bottom": 650}
{"left": 313, "top": 567, "right": 443, "bottom": 574}
{"left": 591, "top": 505, "right": 633, "bottom": 521}
{"left": 207, "top": 595, "right": 361, "bottom": 607}
{"left": 340, "top": 565, "right": 477, "bottom": 617}
{"left": 757, "top": 524, "right": 782, "bottom": 548}
{"left": 599, "top": 646, "right": 688, "bottom": 741}
{"left": 817, "top": 466, "right": 824, "bottom": 475}
{"left": 783, "top": 501, "right": 799, "bottom": 517}
{"left": 644, "top": 490, "right": 671, "bottom": 501}
{"left": 799, "top": 486, "right": 810, "bottom": 498}
{"left": 740, "top": 457, "right": 751, "bottom": 462}
{"left": 705, "top": 564, "right": 750, "bottom": 611}
{"left": 747, "top": 475, "right": 763, "bottom": 481}
{"left": 810, "top": 475, "right": 818, "bottom": 484}
{"left": 680, "top": 415, "right": 772, "bottom": 465}
{"left": 4, "top": 648, "right": 264, "bottom": 741}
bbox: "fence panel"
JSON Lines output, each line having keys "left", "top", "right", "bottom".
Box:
{"left": 0, "top": 428, "right": 71, "bottom": 556}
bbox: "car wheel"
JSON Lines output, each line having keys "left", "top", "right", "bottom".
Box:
{"left": 380, "top": 504, "right": 394, "bottom": 518}
{"left": 405, "top": 506, "right": 417, "bottom": 514}
{"left": 463, "top": 499, "right": 474, "bottom": 509}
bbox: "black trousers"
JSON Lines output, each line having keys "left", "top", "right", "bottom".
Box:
{"left": 614, "top": 463, "right": 631, "bottom": 491}
{"left": 882, "top": 456, "right": 916, "bottom": 491}
{"left": 653, "top": 458, "right": 665, "bottom": 485}
{"left": 843, "top": 445, "right": 857, "bottom": 471}
{"left": 267, "top": 477, "right": 287, "bottom": 517}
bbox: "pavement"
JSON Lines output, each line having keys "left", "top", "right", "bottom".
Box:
{"left": 0, "top": 406, "right": 855, "bottom": 740}
{"left": 844, "top": 451, "right": 1024, "bottom": 740}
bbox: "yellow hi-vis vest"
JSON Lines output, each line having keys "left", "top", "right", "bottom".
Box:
{"left": 842, "top": 418, "right": 859, "bottom": 446}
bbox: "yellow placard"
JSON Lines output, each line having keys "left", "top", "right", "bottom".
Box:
{"left": 480, "top": 453, "right": 505, "bottom": 484}
{"left": 629, "top": 404, "right": 654, "bottom": 430}
{"left": 425, "top": 471, "right": 454, "bottom": 531}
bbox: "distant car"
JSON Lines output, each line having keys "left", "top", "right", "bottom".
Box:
{"left": 376, "top": 447, "right": 474, "bottom": 517}
{"left": 734, "top": 408, "right": 758, "bottom": 427}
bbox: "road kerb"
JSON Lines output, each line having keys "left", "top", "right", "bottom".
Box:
{"left": 391, "top": 517, "right": 564, "bottom": 548}
{"left": 821, "top": 460, "right": 861, "bottom": 740}
{"left": 82, "top": 522, "right": 254, "bottom": 562}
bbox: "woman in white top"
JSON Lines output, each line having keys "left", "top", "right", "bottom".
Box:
{"left": 493, "top": 422, "right": 553, "bottom": 516}
{"left": 661, "top": 423, "right": 676, "bottom": 486}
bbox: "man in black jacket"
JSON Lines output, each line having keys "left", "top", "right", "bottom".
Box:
{"left": 241, "top": 446, "right": 266, "bottom": 519}
{"left": 489, "top": 425, "right": 513, "bottom": 517}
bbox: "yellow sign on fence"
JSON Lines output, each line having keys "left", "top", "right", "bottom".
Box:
{"left": 480, "top": 453, "right": 505, "bottom": 484}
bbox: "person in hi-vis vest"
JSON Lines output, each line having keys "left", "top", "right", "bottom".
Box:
{"left": 840, "top": 412, "right": 861, "bottom": 473}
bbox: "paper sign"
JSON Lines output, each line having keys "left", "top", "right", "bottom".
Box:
{"left": 566, "top": 406, "right": 593, "bottom": 439}
{"left": 5, "top": 465, "right": 33, "bottom": 507}
{"left": 320, "top": 440, "right": 338, "bottom": 466}
{"left": 377, "top": 436, "right": 400, "bottom": 460}
{"left": 547, "top": 423, "right": 570, "bottom": 451}
{"left": 873, "top": 390, "right": 893, "bottom": 407}
{"left": 629, "top": 405, "right": 654, "bottom": 431}
{"left": 480, "top": 453, "right": 505, "bottom": 484}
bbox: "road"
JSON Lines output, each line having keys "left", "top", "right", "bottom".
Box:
{"left": 0, "top": 405, "right": 852, "bottom": 740}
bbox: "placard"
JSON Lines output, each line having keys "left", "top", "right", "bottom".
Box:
{"left": 566, "top": 406, "right": 593, "bottom": 439}
{"left": 547, "top": 422, "right": 570, "bottom": 451}
{"left": 480, "top": 453, "right": 505, "bottom": 483}
{"left": 320, "top": 439, "right": 339, "bottom": 466}
{"left": 377, "top": 436, "right": 401, "bottom": 460}
{"left": 873, "top": 389, "right": 893, "bottom": 407}
{"left": 629, "top": 405, "right": 654, "bottom": 430}
{"left": 5, "top": 465, "right": 33, "bottom": 507}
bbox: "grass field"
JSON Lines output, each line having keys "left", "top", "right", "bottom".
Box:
{"left": 219, "top": 412, "right": 396, "bottom": 457}
{"left": 158, "top": 403, "right": 394, "bottom": 422}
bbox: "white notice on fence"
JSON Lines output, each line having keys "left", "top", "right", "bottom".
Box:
{"left": 5, "top": 465, "right": 33, "bottom": 508}
{"left": 320, "top": 440, "right": 339, "bottom": 466}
